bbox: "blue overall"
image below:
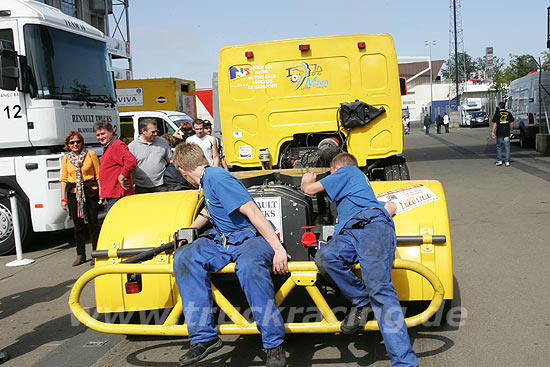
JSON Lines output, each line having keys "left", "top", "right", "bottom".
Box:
{"left": 173, "top": 167, "right": 285, "bottom": 348}
{"left": 316, "top": 166, "right": 418, "bottom": 366}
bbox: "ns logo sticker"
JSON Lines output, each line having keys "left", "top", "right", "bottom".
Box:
{"left": 229, "top": 67, "right": 250, "bottom": 80}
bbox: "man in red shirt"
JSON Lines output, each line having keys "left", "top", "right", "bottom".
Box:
{"left": 93, "top": 120, "right": 137, "bottom": 212}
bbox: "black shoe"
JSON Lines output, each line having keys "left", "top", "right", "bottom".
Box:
{"left": 341, "top": 306, "right": 370, "bottom": 335}
{"left": 0, "top": 350, "right": 9, "bottom": 365}
{"left": 179, "top": 338, "right": 223, "bottom": 366}
{"left": 264, "top": 344, "right": 286, "bottom": 367}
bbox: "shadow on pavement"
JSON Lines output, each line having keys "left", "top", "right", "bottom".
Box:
{"left": 2, "top": 313, "right": 87, "bottom": 360}
{"left": 0, "top": 279, "right": 76, "bottom": 321}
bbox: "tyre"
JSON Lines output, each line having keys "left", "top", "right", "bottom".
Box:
{"left": 0, "top": 190, "right": 32, "bottom": 255}
{"left": 519, "top": 129, "right": 530, "bottom": 148}
{"left": 383, "top": 158, "right": 410, "bottom": 181}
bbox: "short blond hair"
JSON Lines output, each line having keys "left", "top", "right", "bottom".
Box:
{"left": 173, "top": 143, "right": 209, "bottom": 171}
{"left": 330, "top": 152, "right": 358, "bottom": 168}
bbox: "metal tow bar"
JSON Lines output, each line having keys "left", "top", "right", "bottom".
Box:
{"left": 69, "top": 260, "right": 445, "bottom": 336}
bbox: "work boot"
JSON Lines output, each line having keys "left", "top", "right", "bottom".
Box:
{"left": 341, "top": 306, "right": 370, "bottom": 335}
{"left": 72, "top": 255, "right": 86, "bottom": 266}
{"left": 0, "top": 350, "right": 9, "bottom": 365}
{"left": 264, "top": 344, "right": 286, "bottom": 367}
{"left": 179, "top": 338, "right": 223, "bottom": 366}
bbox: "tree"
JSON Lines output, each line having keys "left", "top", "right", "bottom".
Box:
{"left": 541, "top": 51, "right": 550, "bottom": 71}
{"left": 441, "top": 52, "right": 478, "bottom": 81}
{"left": 505, "top": 54, "right": 538, "bottom": 80}
{"left": 489, "top": 57, "right": 507, "bottom": 92}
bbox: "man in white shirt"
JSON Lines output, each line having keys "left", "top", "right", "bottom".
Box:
{"left": 443, "top": 112, "right": 450, "bottom": 133}
{"left": 186, "top": 119, "right": 220, "bottom": 167}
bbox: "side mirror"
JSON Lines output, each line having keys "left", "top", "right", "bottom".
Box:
{"left": 0, "top": 40, "right": 19, "bottom": 91}
{"left": 399, "top": 77, "right": 407, "bottom": 96}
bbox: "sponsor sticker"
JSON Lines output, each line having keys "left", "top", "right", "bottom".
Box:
{"left": 255, "top": 196, "right": 283, "bottom": 242}
{"left": 376, "top": 184, "right": 440, "bottom": 215}
{"left": 239, "top": 145, "right": 253, "bottom": 159}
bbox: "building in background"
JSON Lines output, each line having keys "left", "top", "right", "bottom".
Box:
{"left": 33, "top": 0, "right": 132, "bottom": 80}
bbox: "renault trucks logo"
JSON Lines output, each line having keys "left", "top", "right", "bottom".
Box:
{"left": 230, "top": 67, "right": 250, "bottom": 80}
{"left": 286, "top": 62, "right": 328, "bottom": 90}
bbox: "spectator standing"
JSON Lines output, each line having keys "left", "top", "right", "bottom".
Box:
{"left": 129, "top": 118, "right": 172, "bottom": 193}
{"left": 93, "top": 120, "right": 136, "bottom": 212}
{"left": 443, "top": 112, "right": 450, "bottom": 133}
{"left": 186, "top": 119, "right": 220, "bottom": 167}
{"left": 436, "top": 114, "right": 443, "bottom": 134}
{"left": 172, "top": 121, "right": 194, "bottom": 144}
{"left": 423, "top": 114, "right": 432, "bottom": 135}
{"left": 301, "top": 153, "right": 418, "bottom": 367}
{"left": 491, "top": 102, "right": 514, "bottom": 166}
{"left": 203, "top": 120, "right": 229, "bottom": 170}
{"left": 172, "top": 144, "right": 288, "bottom": 367}
{"left": 60, "top": 131, "right": 100, "bottom": 266}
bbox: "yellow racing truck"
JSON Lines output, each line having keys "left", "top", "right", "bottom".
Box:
{"left": 70, "top": 34, "right": 453, "bottom": 337}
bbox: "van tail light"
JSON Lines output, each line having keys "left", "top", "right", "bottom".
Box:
{"left": 299, "top": 44, "right": 310, "bottom": 51}
{"left": 125, "top": 273, "right": 142, "bottom": 294}
{"left": 528, "top": 113, "right": 534, "bottom": 125}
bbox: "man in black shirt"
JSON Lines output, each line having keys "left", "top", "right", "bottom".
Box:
{"left": 491, "top": 102, "right": 514, "bottom": 166}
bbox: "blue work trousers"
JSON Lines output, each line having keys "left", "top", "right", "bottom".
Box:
{"left": 173, "top": 235, "right": 285, "bottom": 349}
{"left": 496, "top": 135, "right": 510, "bottom": 163}
{"left": 315, "top": 208, "right": 418, "bottom": 366}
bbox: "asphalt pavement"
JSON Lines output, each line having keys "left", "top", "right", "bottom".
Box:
{"left": 1, "top": 122, "right": 549, "bottom": 366}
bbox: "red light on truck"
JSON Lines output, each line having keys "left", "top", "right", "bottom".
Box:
{"left": 299, "top": 44, "right": 310, "bottom": 51}
{"left": 528, "top": 113, "right": 534, "bottom": 125}
{"left": 358, "top": 42, "right": 366, "bottom": 49}
{"left": 245, "top": 51, "right": 254, "bottom": 59}
{"left": 35, "top": 204, "right": 43, "bottom": 208}
{"left": 125, "top": 281, "right": 141, "bottom": 294}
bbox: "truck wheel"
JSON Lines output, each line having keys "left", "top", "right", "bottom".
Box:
{"left": 383, "top": 159, "right": 410, "bottom": 181}
{"left": 0, "top": 190, "right": 31, "bottom": 255}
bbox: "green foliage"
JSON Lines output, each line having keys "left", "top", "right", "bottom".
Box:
{"left": 441, "top": 52, "right": 478, "bottom": 81}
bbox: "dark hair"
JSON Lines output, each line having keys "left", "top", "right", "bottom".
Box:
{"left": 93, "top": 120, "right": 113, "bottom": 132}
{"left": 203, "top": 120, "right": 212, "bottom": 127}
{"left": 63, "top": 130, "right": 84, "bottom": 151}
{"left": 498, "top": 102, "right": 505, "bottom": 109}
{"left": 192, "top": 119, "right": 204, "bottom": 128}
{"left": 138, "top": 118, "right": 157, "bottom": 133}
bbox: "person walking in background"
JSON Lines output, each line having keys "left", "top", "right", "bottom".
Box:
{"left": 491, "top": 102, "right": 514, "bottom": 167}
{"left": 60, "top": 131, "right": 100, "bottom": 266}
{"left": 423, "top": 113, "right": 431, "bottom": 135}
{"left": 93, "top": 120, "right": 136, "bottom": 212}
{"left": 203, "top": 120, "right": 229, "bottom": 170}
{"left": 129, "top": 118, "right": 172, "bottom": 194}
{"left": 436, "top": 114, "right": 443, "bottom": 134}
{"left": 443, "top": 112, "right": 450, "bottom": 133}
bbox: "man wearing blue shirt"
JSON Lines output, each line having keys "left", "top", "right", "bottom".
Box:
{"left": 172, "top": 144, "right": 288, "bottom": 367}
{"left": 301, "top": 153, "right": 418, "bottom": 367}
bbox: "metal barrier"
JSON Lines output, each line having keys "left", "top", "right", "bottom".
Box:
{"left": 69, "top": 259, "right": 444, "bottom": 336}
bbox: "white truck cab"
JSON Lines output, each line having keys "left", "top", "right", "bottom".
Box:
{"left": 119, "top": 110, "right": 193, "bottom": 143}
{"left": 0, "top": 0, "right": 118, "bottom": 254}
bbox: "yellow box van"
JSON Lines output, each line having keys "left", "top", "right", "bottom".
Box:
{"left": 218, "top": 34, "right": 408, "bottom": 179}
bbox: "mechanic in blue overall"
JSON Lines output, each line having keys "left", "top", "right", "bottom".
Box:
{"left": 172, "top": 143, "right": 288, "bottom": 367}
{"left": 301, "top": 152, "right": 418, "bottom": 367}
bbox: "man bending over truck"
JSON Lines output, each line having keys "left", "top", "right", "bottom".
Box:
{"left": 172, "top": 143, "right": 288, "bottom": 367}
{"left": 301, "top": 153, "right": 418, "bottom": 367}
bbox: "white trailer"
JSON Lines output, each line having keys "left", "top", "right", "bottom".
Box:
{"left": 0, "top": 0, "right": 119, "bottom": 254}
{"left": 506, "top": 71, "right": 550, "bottom": 148}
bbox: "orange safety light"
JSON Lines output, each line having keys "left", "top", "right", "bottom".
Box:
{"left": 245, "top": 51, "right": 254, "bottom": 59}
{"left": 358, "top": 42, "right": 366, "bottom": 49}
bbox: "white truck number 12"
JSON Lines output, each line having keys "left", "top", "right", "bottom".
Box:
{"left": 3, "top": 105, "right": 23, "bottom": 119}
